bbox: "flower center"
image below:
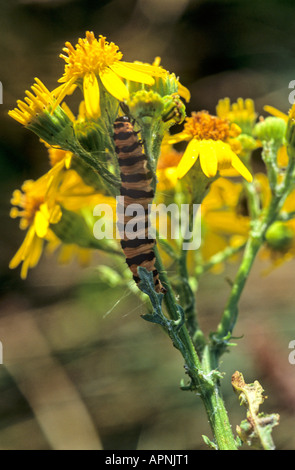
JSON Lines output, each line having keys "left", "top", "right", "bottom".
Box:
{"left": 184, "top": 111, "right": 240, "bottom": 141}
{"left": 10, "top": 182, "right": 44, "bottom": 229}
{"left": 61, "top": 32, "right": 123, "bottom": 79}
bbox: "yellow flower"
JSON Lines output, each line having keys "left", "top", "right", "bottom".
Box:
{"left": 9, "top": 174, "right": 62, "bottom": 279}
{"left": 170, "top": 111, "right": 253, "bottom": 182}
{"left": 46, "top": 231, "right": 98, "bottom": 268}
{"left": 156, "top": 145, "right": 182, "bottom": 193}
{"left": 47, "top": 146, "right": 73, "bottom": 168}
{"left": 57, "top": 32, "right": 165, "bottom": 118}
{"left": 216, "top": 97, "right": 257, "bottom": 134}
{"left": 201, "top": 178, "right": 250, "bottom": 269}
{"left": 9, "top": 163, "right": 117, "bottom": 278}
{"left": 8, "top": 78, "right": 58, "bottom": 126}
{"left": 56, "top": 169, "right": 116, "bottom": 212}
{"left": 129, "top": 56, "right": 191, "bottom": 103}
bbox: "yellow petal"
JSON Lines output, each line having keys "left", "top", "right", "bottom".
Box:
{"left": 51, "top": 77, "right": 77, "bottom": 112}
{"left": 202, "top": 231, "right": 227, "bottom": 261}
{"left": 264, "top": 105, "right": 288, "bottom": 122}
{"left": 8, "top": 109, "right": 27, "bottom": 125}
{"left": 35, "top": 205, "right": 50, "bottom": 238}
{"left": 9, "top": 226, "right": 36, "bottom": 270}
{"left": 176, "top": 139, "right": 200, "bottom": 179}
{"left": 20, "top": 258, "right": 30, "bottom": 280}
{"left": 49, "top": 204, "right": 62, "bottom": 225}
{"left": 83, "top": 72, "right": 101, "bottom": 118}
{"left": 277, "top": 145, "right": 288, "bottom": 167}
{"left": 27, "top": 235, "right": 44, "bottom": 269}
{"left": 205, "top": 211, "right": 249, "bottom": 236}
{"left": 231, "top": 153, "right": 253, "bottom": 182}
{"left": 166, "top": 132, "right": 192, "bottom": 144}
{"left": 110, "top": 62, "right": 155, "bottom": 85}
{"left": 199, "top": 140, "right": 218, "bottom": 178}
{"left": 61, "top": 102, "right": 76, "bottom": 122}
{"left": 119, "top": 61, "right": 165, "bottom": 77}
{"left": 18, "top": 233, "right": 43, "bottom": 279}
{"left": 177, "top": 82, "right": 191, "bottom": 103}
{"left": 100, "top": 68, "right": 129, "bottom": 102}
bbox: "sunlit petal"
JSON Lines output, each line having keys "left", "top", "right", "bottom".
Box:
{"left": 120, "top": 61, "right": 166, "bottom": 77}
{"left": 177, "top": 139, "right": 200, "bottom": 179}
{"left": 83, "top": 72, "right": 100, "bottom": 118}
{"left": 231, "top": 153, "right": 253, "bottom": 182}
{"left": 199, "top": 140, "right": 218, "bottom": 178}
{"left": 35, "top": 206, "right": 50, "bottom": 238}
{"left": 9, "top": 226, "right": 36, "bottom": 269}
{"left": 100, "top": 68, "right": 129, "bottom": 101}
{"left": 110, "top": 62, "right": 155, "bottom": 85}
{"left": 177, "top": 82, "right": 191, "bottom": 103}
{"left": 264, "top": 105, "right": 288, "bottom": 122}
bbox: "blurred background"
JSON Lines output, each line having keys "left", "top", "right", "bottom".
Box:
{"left": 0, "top": 0, "right": 295, "bottom": 450}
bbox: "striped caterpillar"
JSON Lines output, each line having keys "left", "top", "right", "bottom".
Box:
{"left": 114, "top": 115, "right": 166, "bottom": 294}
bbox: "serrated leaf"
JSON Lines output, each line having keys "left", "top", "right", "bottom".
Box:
{"left": 232, "top": 371, "right": 279, "bottom": 450}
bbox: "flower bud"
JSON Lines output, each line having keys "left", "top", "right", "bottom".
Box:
{"left": 265, "top": 221, "right": 293, "bottom": 250}
{"left": 253, "top": 117, "right": 286, "bottom": 147}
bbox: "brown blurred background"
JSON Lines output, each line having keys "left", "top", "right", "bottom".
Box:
{"left": 0, "top": 0, "right": 295, "bottom": 450}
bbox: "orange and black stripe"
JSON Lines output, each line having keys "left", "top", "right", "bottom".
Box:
{"left": 114, "top": 115, "right": 166, "bottom": 294}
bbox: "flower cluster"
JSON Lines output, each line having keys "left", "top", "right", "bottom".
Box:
{"left": 8, "top": 31, "right": 295, "bottom": 283}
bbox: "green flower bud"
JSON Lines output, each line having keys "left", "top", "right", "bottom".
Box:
{"left": 127, "top": 90, "right": 164, "bottom": 124}
{"left": 265, "top": 221, "right": 293, "bottom": 251}
{"left": 74, "top": 119, "right": 107, "bottom": 156}
{"left": 127, "top": 89, "right": 185, "bottom": 127}
{"left": 253, "top": 117, "right": 286, "bottom": 147}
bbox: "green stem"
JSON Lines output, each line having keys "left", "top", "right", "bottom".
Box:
{"left": 213, "top": 229, "right": 261, "bottom": 352}
{"left": 178, "top": 244, "right": 199, "bottom": 336}
{"left": 201, "top": 344, "right": 238, "bottom": 450}
{"left": 196, "top": 243, "right": 246, "bottom": 277}
{"left": 261, "top": 142, "right": 278, "bottom": 193}
{"left": 153, "top": 245, "right": 237, "bottom": 450}
{"left": 244, "top": 180, "right": 260, "bottom": 220}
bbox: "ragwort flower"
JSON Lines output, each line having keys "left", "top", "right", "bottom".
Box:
{"left": 170, "top": 111, "right": 253, "bottom": 182}
{"left": 216, "top": 97, "right": 257, "bottom": 135}
{"left": 57, "top": 32, "right": 165, "bottom": 118}
{"left": 9, "top": 166, "right": 116, "bottom": 279}
{"left": 201, "top": 178, "right": 250, "bottom": 270}
{"left": 9, "top": 173, "right": 62, "bottom": 279}
{"left": 8, "top": 78, "right": 58, "bottom": 126}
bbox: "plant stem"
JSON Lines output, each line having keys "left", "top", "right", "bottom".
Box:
{"left": 153, "top": 244, "right": 237, "bottom": 449}
{"left": 213, "top": 230, "right": 261, "bottom": 352}
{"left": 201, "top": 344, "right": 238, "bottom": 450}
{"left": 178, "top": 245, "right": 199, "bottom": 336}
{"left": 196, "top": 243, "right": 246, "bottom": 277}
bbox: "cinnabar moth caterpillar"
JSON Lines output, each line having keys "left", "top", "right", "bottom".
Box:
{"left": 114, "top": 115, "right": 166, "bottom": 294}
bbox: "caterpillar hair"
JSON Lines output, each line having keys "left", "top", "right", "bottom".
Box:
{"left": 114, "top": 115, "right": 166, "bottom": 294}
